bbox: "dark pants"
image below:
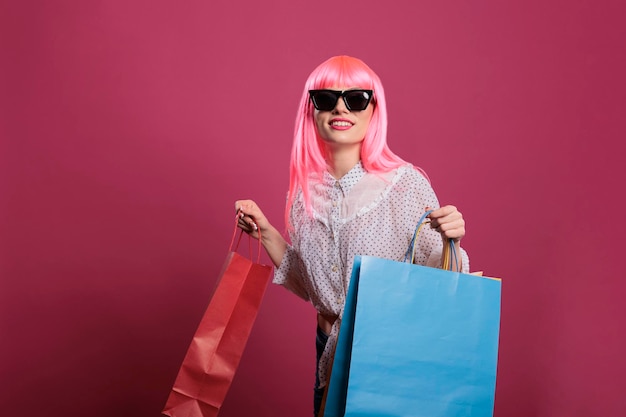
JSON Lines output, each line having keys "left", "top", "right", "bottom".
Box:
{"left": 314, "top": 326, "right": 329, "bottom": 417}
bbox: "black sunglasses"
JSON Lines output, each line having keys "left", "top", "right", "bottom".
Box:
{"left": 308, "top": 89, "right": 374, "bottom": 111}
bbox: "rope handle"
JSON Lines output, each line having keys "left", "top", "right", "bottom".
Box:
{"left": 404, "top": 209, "right": 459, "bottom": 271}
{"left": 441, "top": 236, "right": 459, "bottom": 272}
{"left": 229, "top": 213, "right": 262, "bottom": 263}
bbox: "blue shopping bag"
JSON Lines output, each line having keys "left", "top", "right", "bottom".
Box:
{"left": 324, "top": 254, "right": 501, "bottom": 417}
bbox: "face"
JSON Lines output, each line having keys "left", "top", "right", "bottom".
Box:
{"left": 313, "top": 86, "right": 374, "bottom": 151}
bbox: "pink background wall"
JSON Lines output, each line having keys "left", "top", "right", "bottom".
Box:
{"left": 1, "top": 1, "right": 625, "bottom": 416}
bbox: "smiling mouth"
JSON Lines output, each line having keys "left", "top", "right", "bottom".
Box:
{"left": 330, "top": 120, "right": 353, "bottom": 127}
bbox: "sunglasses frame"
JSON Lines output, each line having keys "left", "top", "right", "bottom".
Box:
{"left": 308, "top": 89, "right": 374, "bottom": 111}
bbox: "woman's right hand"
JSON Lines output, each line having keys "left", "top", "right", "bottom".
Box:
{"left": 234, "top": 200, "right": 287, "bottom": 268}
{"left": 235, "top": 199, "right": 271, "bottom": 241}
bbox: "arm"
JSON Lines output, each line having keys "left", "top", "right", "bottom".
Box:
{"left": 236, "top": 199, "right": 310, "bottom": 301}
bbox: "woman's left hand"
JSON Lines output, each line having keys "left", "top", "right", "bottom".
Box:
{"left": 426, "top": 205, "right": 465, "bottom": 243}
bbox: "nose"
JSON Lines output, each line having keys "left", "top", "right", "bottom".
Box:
{"left": 332, "top": 96, "right": 349, "bottom": 113}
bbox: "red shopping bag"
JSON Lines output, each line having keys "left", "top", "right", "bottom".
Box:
{"left": 162, "top": 219, "right": 272, "bottom": 417}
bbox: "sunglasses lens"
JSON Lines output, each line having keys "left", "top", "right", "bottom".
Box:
{"left": 311, "top": 91, "right": 339, "bottom": 111}
{"left": 344, "top": 90, "right": 371, "bottom": 111}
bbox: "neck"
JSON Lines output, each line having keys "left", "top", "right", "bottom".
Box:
{"left": 326, "top": 144, "right": 361, "bottom": 179}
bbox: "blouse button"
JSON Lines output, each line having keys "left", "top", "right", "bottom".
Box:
{"left": 332, "top": 201, "right": 337, "bottom": 207}
{"left": 331, "top": 265, "right": 338, "bottom": 272}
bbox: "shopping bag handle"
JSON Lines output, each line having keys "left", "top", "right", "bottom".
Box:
{"left": 404, "top": 209, "right": 459, "bottom": 271}
{"left": 441, "top": 237, "right": 459, "bottom": 271}
{"left": 229, "top": 214, "right": 262, "bottom": 263}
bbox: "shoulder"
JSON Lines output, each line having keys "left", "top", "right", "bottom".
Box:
{"left": 288, "top": 188, "right": 305, "bottom": 220}
{"left": 393, "top": 164, "right": 431, "bottom": 187}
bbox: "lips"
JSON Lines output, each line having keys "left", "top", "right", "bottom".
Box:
{"left": 330, "top": 118, "right": 353, "bottom": 129}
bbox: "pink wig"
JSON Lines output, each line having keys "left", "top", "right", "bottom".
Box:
{"left": 286, "top": 56, "right": 412, "bottom": 226}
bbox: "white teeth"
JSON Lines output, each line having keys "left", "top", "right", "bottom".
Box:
{"left": 331, "top": 121, "right": 352, "bottom": 127}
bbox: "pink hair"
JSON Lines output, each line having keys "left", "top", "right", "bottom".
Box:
{"left": 286, "top": 56, "right": 419, "bottom": 227}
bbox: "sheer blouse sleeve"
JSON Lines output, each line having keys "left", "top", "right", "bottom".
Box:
{"left": 272, "top": 243, "right": 310, "bottom": 301}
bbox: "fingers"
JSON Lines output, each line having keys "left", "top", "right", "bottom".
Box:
{"left": 426, "top": 205, "right": 465, "bottom": 241}
{"left": 234, "top": 200, "right": 264, "bottom": 237}
{"left": 237, "top": 214, "right": 257, "bottom": 231}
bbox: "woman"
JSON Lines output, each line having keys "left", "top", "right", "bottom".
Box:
{"left": 235, "top": 55, "right": 468, "bottom": 416}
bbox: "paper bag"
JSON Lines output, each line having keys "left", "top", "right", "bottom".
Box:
{"left": 162, "top": 224, "right": 272, "bottom": 417}
{"left": 325, "top": 227, "right": 501, "bottom": 416}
